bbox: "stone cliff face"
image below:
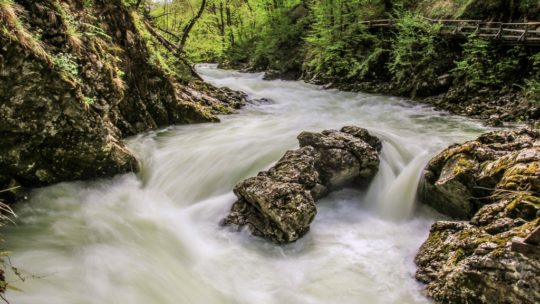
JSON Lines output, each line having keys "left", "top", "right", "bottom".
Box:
{"left": 0, "top": 0, "right": 243, "bottom": 195}
{"left": 417, "top": 129, "right": 540, "bottom": 303}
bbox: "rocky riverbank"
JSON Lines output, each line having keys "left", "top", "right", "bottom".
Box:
{"left": 332, "top": 81, "right": 539, "bottom": 127}
{"left": 0, "top": 0, "right": 245, "bottom": 203}
{"left": 214, "top": 0, "right": 540, "bottom": 127}
{"left": 222, "top": 124, "right": 540, "bottom": 302}
{"left": 224, "top": 60, "right": 539, "bottom": 127}
{"left": 416, "top": 128, "right": 540, "bottom": 303}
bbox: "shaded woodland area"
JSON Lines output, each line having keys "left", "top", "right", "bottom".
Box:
{"left": 149, "top": 0, "right": 540, "bottom": 124}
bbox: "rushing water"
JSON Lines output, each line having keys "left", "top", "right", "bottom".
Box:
{"left": 3, "top": 65, "right": 489, "bottom": 304}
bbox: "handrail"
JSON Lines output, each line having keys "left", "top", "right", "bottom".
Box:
{"left": 361, "top": 17, "right": 540, "bottom": 46}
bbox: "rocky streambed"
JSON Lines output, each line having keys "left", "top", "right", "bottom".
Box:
{"left": 3, "top": 65, "right": 537, "bottom": 304}
{"left": 223, "top": 125, "right": 540, "bottom": 303}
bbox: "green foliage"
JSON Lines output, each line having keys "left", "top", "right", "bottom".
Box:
{"left": 244, "top": 1, "right": 306, "bottom": 72}
{"left": 82, "top": 96, "right": 95, "bottom": 105}
{"left": 451, "top": 38, "right": 523, "bottom": 89}
{"left": 53, "top": 53, "right": 79, "bottom": 77}
{"left": 388, "top": 13, "right": 443, "bottom": 93}
{"left": 184, "top": 18, "right": 226, "bottom": 62}
{"left": 414, "top": 0, "right": 479, "bottom": 19}
{"left": 149, "top": 0, "right": 539, "bottom": 110}
{"left": 83, "top": 0, "right": 94, "bottom": 8}
{"left": 523, "top": 52, "right": 540, "bottom": 105}
{"left": 130, "top": 11, "right": 175, "bottom": 75}
{"left": 80, "top": 22, "right": 111, "bottom": 39}
{"left": 520, "top": 0, "right": 540, "bottom": 13}
{"left": 524, "top": 79, "right": 540, "bottom": 104}
{"left": 122, "top": 0, "right": 140, "bottom": 6}
{"left": 304, "top": 0, "right": 392, "bottom": 81}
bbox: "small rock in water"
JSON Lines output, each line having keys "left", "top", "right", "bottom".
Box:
{"left": 222, "top": 126, "right": 381, "bottom": 244}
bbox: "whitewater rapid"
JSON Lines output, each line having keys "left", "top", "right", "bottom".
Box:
{"left": 3, "top": 65, "right": 488, "bottom": 304}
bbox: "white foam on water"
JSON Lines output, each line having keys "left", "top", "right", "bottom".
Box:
{"left": 3, "top": 65, "right": 489, "bottom": 303}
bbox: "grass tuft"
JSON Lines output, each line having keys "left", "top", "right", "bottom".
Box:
{"left": 0, "top": 1, "right": 19, "bottom": 28}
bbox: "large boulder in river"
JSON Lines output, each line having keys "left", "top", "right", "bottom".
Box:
{"left": 222, "top": 126, "right": 381, "bottom": 244}
{"left": 298, "top": 127, "right": 381, "bottom": 191}
{"left": 416, "top": 129, "right": 540, "bottom": 304}
{"left": 228, "top": 177, "right": 317, "bottom": 244}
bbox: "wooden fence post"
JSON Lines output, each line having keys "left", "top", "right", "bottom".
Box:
{"left": 474, "top": 20, "right": 481, "bottom": 36}
{"left": 521, "top": 24, "right": 530, "bottom": 42}
{"left": 495, "top": 23, "right": 503, "bottom": 40}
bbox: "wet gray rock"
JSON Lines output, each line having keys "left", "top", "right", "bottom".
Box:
{"left": 224, "top": 176, "right": 317, "bottom": 244}
{"left": 298, "top": 126, "right": 381, "bottom": 190}
{"left": 420, "top": 129, "right": 539, "bottom": 219}
{"left": 416, "top": 129, "right": 540, "bottom": 304}
{"left": 223, "top": 126, "right": 381, "bottom": 244}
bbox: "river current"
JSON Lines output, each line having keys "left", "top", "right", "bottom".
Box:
{"left": 4, "top": 65, "right": 488, "bottom": 303}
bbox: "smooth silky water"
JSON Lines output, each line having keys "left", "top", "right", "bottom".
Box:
{"left": 3, "top": 65, "right": 489, "bottom": 304}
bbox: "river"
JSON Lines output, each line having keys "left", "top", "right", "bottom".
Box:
{"left": 3, "top": 65, "right": 488, "bottom": 304}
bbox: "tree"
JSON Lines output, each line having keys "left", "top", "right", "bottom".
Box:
{"left": 383, "top": 0, "right": 392, "bottom": 13}
{"left": 179, "top": 0, "right": 208, "bottom": 52}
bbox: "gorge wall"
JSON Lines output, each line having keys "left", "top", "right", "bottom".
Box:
{"left": 0, "top": 0, "right": 244, "bottom": 200}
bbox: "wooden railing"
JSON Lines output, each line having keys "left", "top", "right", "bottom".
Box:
{"left": 512, "top": 225, "right": 540, "bottom": 258}
{"left": 359, "top": 18, "right": 540, "bottom": 46}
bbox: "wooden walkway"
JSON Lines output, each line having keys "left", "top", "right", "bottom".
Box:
{"left": 512, "top": 225, "right": 540, "bottom": 258}
{"left": 360, "top": 18, "right": 540, "bottom": 46}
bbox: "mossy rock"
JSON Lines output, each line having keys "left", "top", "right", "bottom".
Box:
{"left": 416, "top": 129, "right": 540, "bottom": 304}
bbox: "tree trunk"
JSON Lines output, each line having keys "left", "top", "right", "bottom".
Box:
{"left": 179, "top": 0, "right": 208, "bottom": 52}
{"left": 383, "top": 0, "right": 392, "bottom": 12}
{"left": 143, "top": 20, "right": 203, "bottom": 81}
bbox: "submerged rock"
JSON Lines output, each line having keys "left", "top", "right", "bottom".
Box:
{"left": 222, "top": 126, "right": 381, "bottom": 244}
{"left": 416, "top": 129, "right": 540, "bottom": 304}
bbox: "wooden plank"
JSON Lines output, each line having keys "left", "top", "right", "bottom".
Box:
{"left": 481, "top": 22, "right": 503, "bottom": 26}
{"left": 479, "top": 28, "right": 502, "bottom": 32}
{"left": 501, "top": 35, "right": 523, "bottom": 39}
{"left": 524, "top": 226, "right": 540, "bottom": 245}
{"left": 511, "top": 237, "right": 540, "bottom": 258}
{"left": 503, "top": 29, "right": 527, "bottom": 33}
{"left": 356, "top": 17, "right": 540, "bottom": 46}
{"left": 502, "top": 22, "right": 540, "bottom": 26}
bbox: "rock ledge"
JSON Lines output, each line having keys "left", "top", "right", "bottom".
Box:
{"left": 417, "top": 129, "right": 540, "bottom": 304}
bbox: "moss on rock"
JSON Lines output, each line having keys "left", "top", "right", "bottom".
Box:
{"left": 0, "top": 0, "right": 245, "bottom": 189}
{"left": 222, "top": 126, "right": 381, "bottom": 244}
{"left": 416, "top": 129, "right": 540, "bottom": 303}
